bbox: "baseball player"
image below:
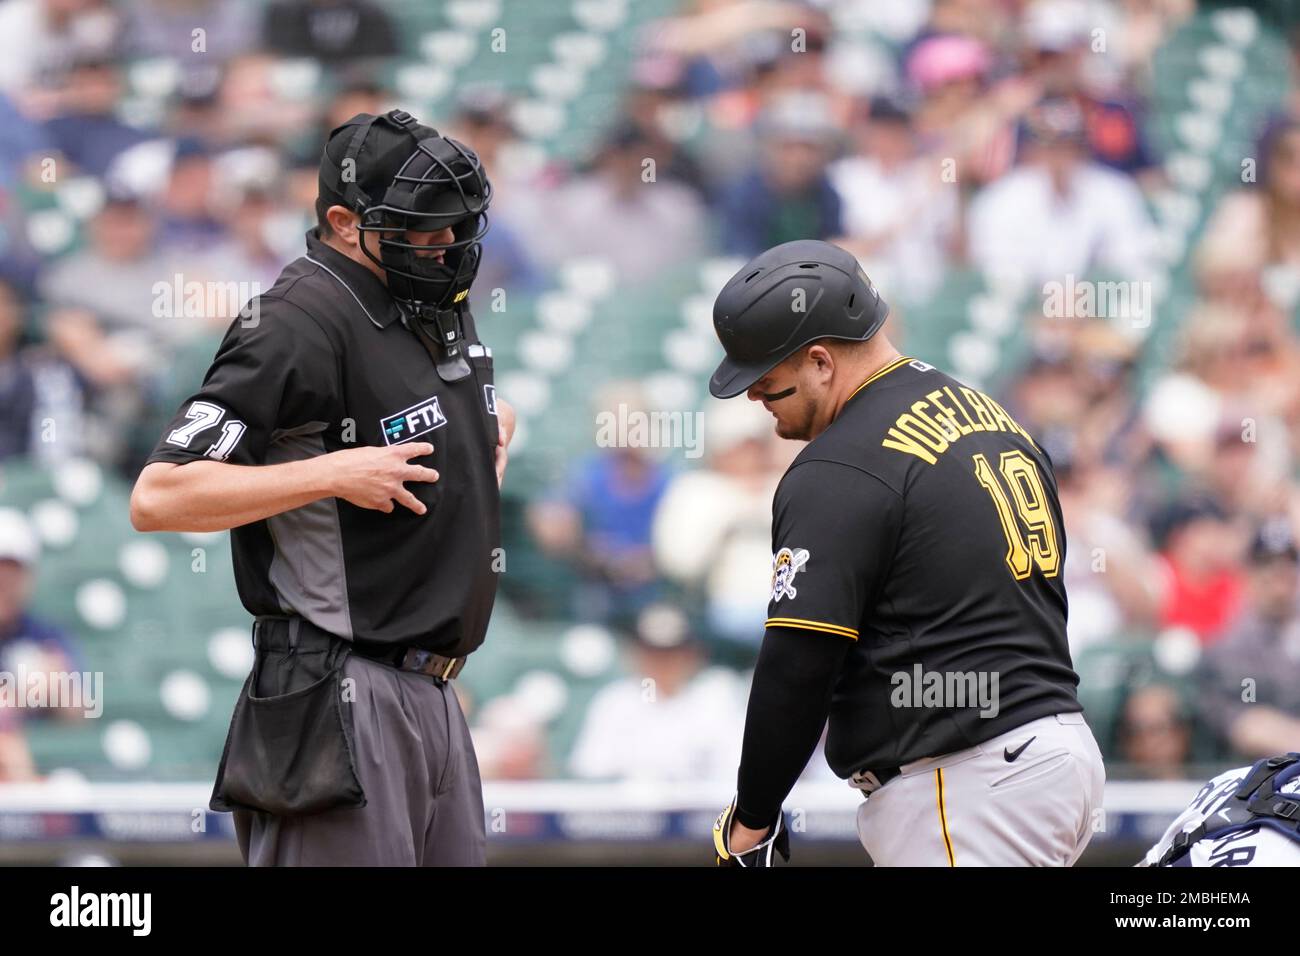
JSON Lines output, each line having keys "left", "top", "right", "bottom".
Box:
{"left": 709, "top": 239, "right": 1105, "bottom": 867}
{"left": 130, "top": 110, "right": 513, "bottom": 865}
{"left": 1142, "top": 753, "right": 1300, "bottom": 867}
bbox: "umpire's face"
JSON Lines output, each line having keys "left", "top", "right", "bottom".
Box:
{"left": 745, "top": 344, "right": 837, "bottom": 442}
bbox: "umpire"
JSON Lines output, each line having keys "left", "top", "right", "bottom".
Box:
{"left": 130, "top": 110, "right": 514, "bottom": 866}
{"left": 709, "top": 240, "right": 1105, "bottom": 866}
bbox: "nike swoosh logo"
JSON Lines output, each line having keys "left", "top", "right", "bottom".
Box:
{"left": 1004, "top": 736, "right": 1037, "bottom": 762}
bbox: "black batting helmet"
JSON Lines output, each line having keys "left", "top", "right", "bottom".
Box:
{"left": 709, "top": 240, "right": 889, "bottom": 399}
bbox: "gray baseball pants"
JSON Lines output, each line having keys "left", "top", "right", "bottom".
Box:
{"left": 233, "top": 652, "right": 486, "bottom": 866}
{"left": 855, "top": 711, "right": 1106, "bottom": 866}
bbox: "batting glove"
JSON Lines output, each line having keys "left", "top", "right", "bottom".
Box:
{"left": 713, "top": 796, "right": 790, "bottom": 867}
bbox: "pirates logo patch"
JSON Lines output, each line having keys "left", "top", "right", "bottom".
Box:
{"left": 770, "top": 547, "right": 810, "bottom": 603}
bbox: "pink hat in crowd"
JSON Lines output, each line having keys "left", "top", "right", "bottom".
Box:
{"left": 906, "top": 34, "right": 992, "bottom": 93}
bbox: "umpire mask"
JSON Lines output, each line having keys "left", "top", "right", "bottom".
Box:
{"left": 319, "top": 110, "right": 492, "bottom": 381}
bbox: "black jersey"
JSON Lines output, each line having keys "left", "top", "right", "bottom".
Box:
{"left": 145, "top": 231, "right": 500, "bottom": 656}
{"left": 765, "top": 356, "right": 1081, "bottom": 776}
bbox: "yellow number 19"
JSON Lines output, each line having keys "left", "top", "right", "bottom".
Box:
{"left": 972, "top": 451, "right": 1060, "bottom": 580}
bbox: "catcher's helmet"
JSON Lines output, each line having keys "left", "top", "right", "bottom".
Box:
{"left": 708, "top": 240, "right": 889, "bottom": 399}
{"left": 319, "top": 109, "right": 491, "bottom": 380}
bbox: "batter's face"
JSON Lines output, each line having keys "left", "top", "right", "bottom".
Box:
{"left": 745, "top": 347, "right": 834, "bottom": 441}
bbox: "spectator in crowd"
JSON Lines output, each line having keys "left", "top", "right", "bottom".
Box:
{"left": 0, "top": 509, "right": 85, "bottom": 723}
{"left": 0, "top": 0, "right": 120, "bottom": 100}
{"left": 38, "top": 57, "right": 151, "bottom": 178}
{"left": 208, "top": 53, "right": 315, "bottom": 145}
{"left": 1055, "top": 450, "right": 1160, "bottom": 650}
{"left": 967, "top": 97, "right": 1158, "bottom": 287}
{"left": 1203, "top": 416, "right": 1293, "bottom": 523}
{"left": 1060, "top": 321, "right": 1149, "bottom": 472}
{"left": 1199, "top": 518, "right": 1300, "bottom": 760}
{"left": 197, "top": 147, "right": 299, "bottom": 292}
{"left": 39, "top": 189, "right": 179, "bottom": 466}
{"left": 164, "top": 71, "right": 225, "bottom": 144}
{"left": 831, "top": 95, "right": 960, "bottom": 306}
{"left": 651, "top": 398, "right": 786, "bottom": 649}
{"left": 1197, "top": 120, "right": 1300, "bottom": 311}
{"left": 719, "top": 91, "right": 842, "bottom": 256}
{"left": 906, "top": 31, "right": 1034, "bottom": 191}
{"left": 156, "top": 137, "right": 228, "bottom": 254}
{"left": 1018, "top": 0, "right": 1160, "bottom": 180}
{"left": 528, "top": 383, "right": 673, "bottom": 624}
{"left": 1116, "top": 682, "right": 1193, "bottom": 780}
{"left": 262, "top": 0, "right": 397, "bottom": 63}
{"left": 39, "top": 188, "right": 177, "bottom": 382}
{"left": 536, "top": 124, "right": 706, "bottom": 284}
{"left": 0, "top": 704, "right": 36, "bottom": 781}
{"left": 0, "top": 280, "right": 39, "bottom": 461}
{"left": 1143, "top": 303, "right": 1300, "bottom": 490}
{"left": 315, "top": 75, "right": 390, "bottom": 140}
{"left": 0, "top": 279, "right": 85, "bottom": 463}
{"left": 569, "top": 604, "right": 745, "bottom": 783}
{"left": 122, "top": 0, "right": 258, "bottom": 65}
{"left": 646, "top": 0, "right": 828, "bottom": 103}
{"left": 621, "top": 59, "right": 710, "bottom": 199}
{"left": 0, "top": 92, "right": 51, "bottom": 188}
{"left": 1151, "top": 496, "right": 1245, "bottom": 645}
{"left": 924, "top": 0, "right": 1020, "bottom": 47}
{"left": 465, "top": 686, "right": 548, "bottom": 782}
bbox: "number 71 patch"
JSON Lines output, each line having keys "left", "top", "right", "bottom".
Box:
{"left": 166, "top": 401, "right": 247, "bottom": 461}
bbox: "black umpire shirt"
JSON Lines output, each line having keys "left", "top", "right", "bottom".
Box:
{"left": 765, "top": 356, "right": 1081, "bottom": 776}
{"left": 146, "top": 230, "right": 501, "bottom": 657}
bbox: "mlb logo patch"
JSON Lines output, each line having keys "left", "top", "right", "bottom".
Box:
{"left": 483, "top": 384, "right": 497, "bottom": 415}
{"left": 380, "top": 395, "right": 448, "bottom": 445}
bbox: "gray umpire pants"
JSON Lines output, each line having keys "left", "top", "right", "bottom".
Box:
{"left": 233, "top": 653, "right": 486, "bottom": 866}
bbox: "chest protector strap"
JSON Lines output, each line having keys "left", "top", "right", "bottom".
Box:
{"left": 1158, "top": 753, "right": 1300, "bottom": 866}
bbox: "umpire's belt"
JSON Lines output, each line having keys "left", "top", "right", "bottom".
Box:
{"left": 255, "top": 616, "right": 467, "bottom": 681}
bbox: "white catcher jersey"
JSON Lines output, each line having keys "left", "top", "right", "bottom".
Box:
{"left": 1143, "top": 764, "right": 1300, "bottom": 867}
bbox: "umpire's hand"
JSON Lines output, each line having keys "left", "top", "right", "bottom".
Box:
{"left": 495, "top": 397, "right": 516, "bottom": 488}
{"left": 332, "top": 442, "right": 440, "bottom": 515}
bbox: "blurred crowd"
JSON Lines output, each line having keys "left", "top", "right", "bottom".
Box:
{"left": 2, "top": 0, "right": 1300, "bottom": 785}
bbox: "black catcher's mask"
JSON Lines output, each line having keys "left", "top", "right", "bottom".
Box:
{"left": 319, "top": 109, "right": 492, "bottom": 381}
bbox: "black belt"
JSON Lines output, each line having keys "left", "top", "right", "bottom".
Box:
{"left": 349, "top": 640, "right": 467, "bottom": 681}
{"left": 255, "top": 616, "right": 466, "bottom": 681}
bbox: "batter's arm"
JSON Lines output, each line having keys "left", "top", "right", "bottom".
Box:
{"left": 729, "top": 460, "right": 900, "bottom": 851}
{"left": 731, "top": 625, "right": 852, "bottom": 847}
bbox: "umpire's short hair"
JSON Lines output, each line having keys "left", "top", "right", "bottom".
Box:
{"left": 315, "top": 196, "right": 334, "bottom": 238}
